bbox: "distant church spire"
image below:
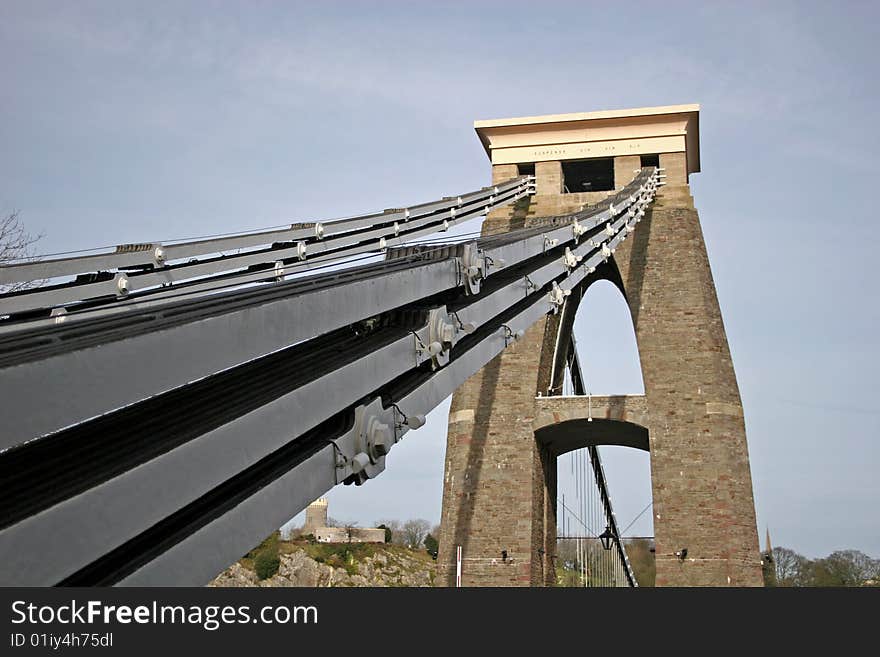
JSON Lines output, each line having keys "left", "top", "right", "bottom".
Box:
{"left": 765, "top": 527, "right": 773, "bottom": 554}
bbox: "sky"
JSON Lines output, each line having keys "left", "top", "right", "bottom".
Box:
{"left": 1, "top": 0, "right": 878, "bottom": 559}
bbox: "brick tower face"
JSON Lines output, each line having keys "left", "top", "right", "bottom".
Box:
{"left": 611, "top": 186, "right": 762, "bottom": 585}
{"left": 437, "top": 106, "right": 763, "bottom": 587}
{"left": 436, "top": 194, "right": 578, "bottom": 587}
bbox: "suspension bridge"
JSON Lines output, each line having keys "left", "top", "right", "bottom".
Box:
{"left": 0, "top": 104, "right": 764, "bottom": 587}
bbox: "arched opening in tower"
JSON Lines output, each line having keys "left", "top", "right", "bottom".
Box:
{"left": 553, "top": 279, "right": 654, "bottom": 585}
{"left": 572, "top": 279, "right": 643, "bottom": 395}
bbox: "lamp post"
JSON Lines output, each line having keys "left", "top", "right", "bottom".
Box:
{"left": 599, "top": 525, "right": 615, "bottom": 551}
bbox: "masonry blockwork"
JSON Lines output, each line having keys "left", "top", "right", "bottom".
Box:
{"left": 437, "top": 170, "right": 763, "bottom": 587}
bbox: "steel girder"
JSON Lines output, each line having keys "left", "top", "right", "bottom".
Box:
{"left": 0, "top": 169, "right": 662, "bottom": 586}
{"left": 0, "top": 171, "right": 655, "bottom": 446}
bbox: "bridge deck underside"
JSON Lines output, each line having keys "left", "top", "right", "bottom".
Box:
{"left": 534, "top": 394, "right": 649, "bottom": 453}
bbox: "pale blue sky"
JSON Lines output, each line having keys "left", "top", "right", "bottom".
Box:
{"left": 2, "top": 1, "right": 877, "bottom": 559}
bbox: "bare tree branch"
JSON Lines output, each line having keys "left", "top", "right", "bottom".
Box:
{"left": 401, "top": 519, "right": 431, "bottom": 549}
{"left": 1, "top": 210, "right": 44, "bottom": 293}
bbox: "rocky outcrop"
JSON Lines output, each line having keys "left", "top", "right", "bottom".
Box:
{"left": 210, "top": 562, "right": 260, "bottom": 587}
{"left": 209, "top": 546, "right": 435, "bottom": 587}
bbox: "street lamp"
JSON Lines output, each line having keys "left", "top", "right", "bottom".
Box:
{"left": 598, "top": 525, "right": 615, "bottom": 551}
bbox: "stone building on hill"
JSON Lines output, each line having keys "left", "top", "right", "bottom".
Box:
{"left": 301, "top": 498, "right": 385, "bottom": 544}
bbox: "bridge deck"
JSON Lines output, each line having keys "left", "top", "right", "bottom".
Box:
{"left": 534, "top": 394, "right": 649, "bottom": 453}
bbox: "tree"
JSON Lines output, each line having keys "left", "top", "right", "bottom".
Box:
{"left": 624, "top": 539, "right": 656, "bottom": 587}
{"left": 762, "top": 559, "right": 776, "bottom": 587}
{"left": 376, "top": 524, "right": 393, "bottom": 543}
{"left": 766, "top": 547, "right": 880, "bottom": 587}
{"left": 807, "top": 558, "right": 847, "bottom": 587}
{"left": 555, "top": 538, "right": 577, "bottom": 572}
{"left": 810, "top": 550, "right": 880, "bottom": 587}
{"left": 772, "top": 547, "right": 811, "bottom": 587}
{"left": 1, "top": 210, "right": 42, "bottom": 293}
{"left": 762, "top": 551, "right": 777, "bottom": 587}
{"left": 375, "top": 519, "right": 404, "bottom": 546}
{"left": 254, "top": 549, "right": 280, "bottom": 580}
{"left": 424, "top": 534, "right": 439, "bottom": 560}
{"left": 401, "top": 519, "right": 431, "bottom": 549}
{"left": 251, "top": 530, "right": 281, "bottom": 580}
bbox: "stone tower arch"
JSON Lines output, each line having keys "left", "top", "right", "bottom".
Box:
{"left": 436, "top": 105, "right": 763, "bottom": 587}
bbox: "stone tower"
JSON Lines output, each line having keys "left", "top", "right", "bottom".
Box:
{"left": 303, "top": 498, "right": 329, "bottom": 535}
{"left": 437, "top": 105, "right": 764, "bottom": 587}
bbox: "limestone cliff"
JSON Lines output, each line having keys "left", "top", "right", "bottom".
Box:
{"left": 210, "top": 544, "right": 436, "bottom": 587}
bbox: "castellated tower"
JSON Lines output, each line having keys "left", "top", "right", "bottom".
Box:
{"left": 303, "top": 498, "right": 329, "bottom": 535}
